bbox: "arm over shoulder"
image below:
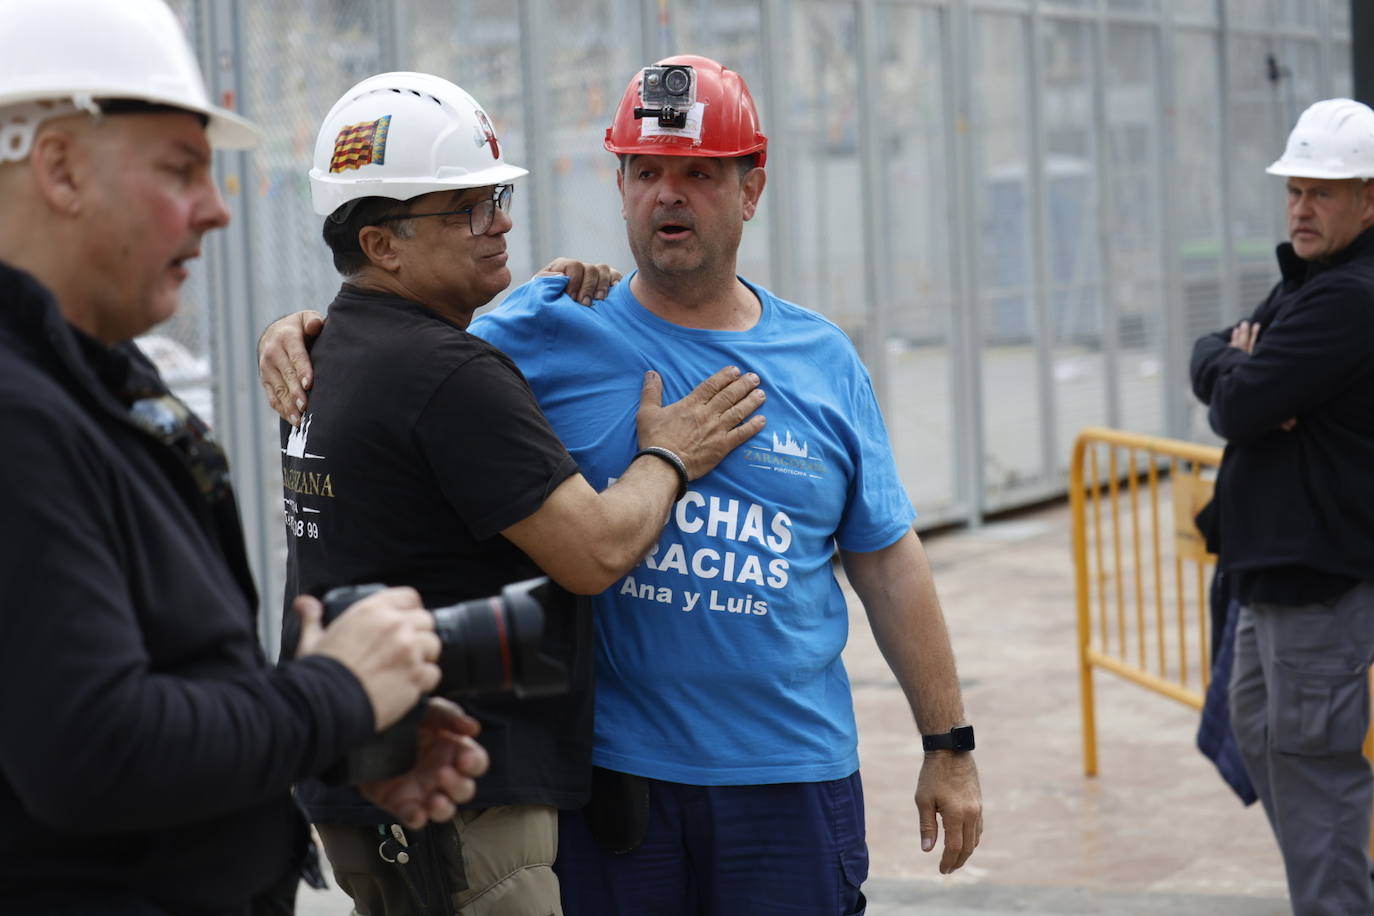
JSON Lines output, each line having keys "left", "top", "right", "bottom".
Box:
{"left": 467, "top": 274, "right": 572, "bottom": 362}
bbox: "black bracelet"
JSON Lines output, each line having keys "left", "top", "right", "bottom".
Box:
{"left": 634, "top": 447, "right": 689, "bottom": 501}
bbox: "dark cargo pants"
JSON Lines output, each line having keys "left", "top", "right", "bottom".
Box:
{"left": 1230, "top": 583, "right": 1374, "bottom": 916}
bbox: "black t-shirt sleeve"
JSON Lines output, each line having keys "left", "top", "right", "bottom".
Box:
{"left": 413, "top": 348, "right": 579, "bottom": 540}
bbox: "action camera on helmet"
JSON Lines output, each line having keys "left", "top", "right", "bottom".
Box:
{"left": 635, "top": 64, "right": 696, "bottom": 128}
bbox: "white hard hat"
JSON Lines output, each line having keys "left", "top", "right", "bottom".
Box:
{"left": 0, "top": 0, "right": 258, "bottom": 159}
{"left": 309, "top": 71, "right": 528, "bottom": 217}
{"left": 1266, "top": 98, "right": 1374, "bottom": 180}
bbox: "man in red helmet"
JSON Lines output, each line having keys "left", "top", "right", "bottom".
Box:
{"left": 261, "top": 54, "right": 982, "bottom": 914}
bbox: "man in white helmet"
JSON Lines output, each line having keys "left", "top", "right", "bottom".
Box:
{"left": 272, "top": 71, "right": 765, "bottom": 916}
{"left": 0, "top": 2, "right": 492, "bottom": 915}
{"left": 1191, "top": 97, "right": 1374, "bottom": 915}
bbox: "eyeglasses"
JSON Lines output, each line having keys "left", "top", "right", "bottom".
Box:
{"left": 375, "top": 184, "right": 514, "bottom": 236}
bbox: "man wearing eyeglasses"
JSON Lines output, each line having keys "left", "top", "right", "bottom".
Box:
{"left": 269, "top": 72, "right": 765, "bottom": 916}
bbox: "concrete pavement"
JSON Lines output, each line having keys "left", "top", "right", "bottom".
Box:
{"left": 296, "top": 499, "right": 1290, "bottom": 914}
{"left": 849, "top": 502, "right": 1286, "bottom": 914}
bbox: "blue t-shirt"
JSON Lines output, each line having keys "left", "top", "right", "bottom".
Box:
{"left": 470, "top": 275, "right": 915, "bottom": 784}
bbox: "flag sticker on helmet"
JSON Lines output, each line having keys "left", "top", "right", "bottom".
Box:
{"left": 639, "top": 101, "right": 706, "bottom": 143}
{"left": 473, "top": 109, "right": 501, "bottom": 160}
{"left": 329, "top": 115, "right": 391, "bottom": 173}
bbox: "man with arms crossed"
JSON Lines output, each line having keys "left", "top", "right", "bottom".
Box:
{"left": 264, "top": 55, "right": 981, "bottom": 914}
{"left": 1191, "top": 98, "right": 1374, "bottom": 916}
{"left": 273, "top": 72, "right": 765, "bottom": 915}
{"left": 0, "top": 3, "right": 484, "bottom": 914}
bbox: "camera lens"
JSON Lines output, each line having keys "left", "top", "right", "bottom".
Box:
{"left": 430, "top": 577, "right": 569, "bottom": 699}
{"left": 663, "top": 67, "right": 690, "bottom": 97}
{"left": 431, "top": 596, "right": 509, "bottom": 694}
{"left": 316, "top": 577, "right": 570, "bottom": 786}
{"left": 321, "top": 578, "right": 569, "bottom": 701}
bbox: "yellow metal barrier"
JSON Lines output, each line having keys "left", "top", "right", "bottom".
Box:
{"left": 1070, "top": 426, "right": 1221, "bottom": 775}
{"left": 1070, "top": 426, "right": 1374, "bottom": 853}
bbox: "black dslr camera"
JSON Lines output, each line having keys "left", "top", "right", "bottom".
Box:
{"left": 319, "top": 577, "right": 570, "bottom": 784}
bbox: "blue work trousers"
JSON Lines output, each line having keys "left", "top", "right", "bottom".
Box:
{"left": 556, "top": 770, "right": 869, "bottom": 915}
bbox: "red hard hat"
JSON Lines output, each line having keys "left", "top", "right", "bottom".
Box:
{"left": 604, "top": 54, "right": 767, "bottom": 168}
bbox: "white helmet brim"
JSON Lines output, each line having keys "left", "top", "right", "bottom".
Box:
{"left": 310, "top": 162, "right": 529, "bottom": 216}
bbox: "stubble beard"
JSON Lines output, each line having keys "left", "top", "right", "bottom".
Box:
{"left": 629, "top": 226, "right": 703, "bottom": 282}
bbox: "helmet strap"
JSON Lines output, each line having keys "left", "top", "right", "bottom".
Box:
{"left": 0, "top": 100, "right": 87, "bottom": 164}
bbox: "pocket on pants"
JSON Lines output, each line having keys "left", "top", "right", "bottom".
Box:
{"left": 1270, "top": 657, "right": 1370, "bottom": 756}
{"left": 827, "top": 774, "right": 869, "bottom": 906}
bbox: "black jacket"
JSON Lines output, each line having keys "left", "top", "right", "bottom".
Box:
{"left": 1191, "top": 225, "right": 1374, "bottom": 596}
{"left": 0, "top": 261, "right": 375, "bottom": 914}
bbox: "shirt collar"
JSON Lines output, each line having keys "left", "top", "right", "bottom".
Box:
{"left": 1276, "top": 221, "right": 1374, "bottom": 285}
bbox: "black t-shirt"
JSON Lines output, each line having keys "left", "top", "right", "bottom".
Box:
{"left": 282, "top": 284, "right": 592, "bottom": 819}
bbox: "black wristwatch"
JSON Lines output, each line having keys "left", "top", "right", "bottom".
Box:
{"left": 922, "top": 724, "right": 975, "bottom": 753}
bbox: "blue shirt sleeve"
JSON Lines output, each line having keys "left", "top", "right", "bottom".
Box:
{"left": 833, "top": 361, "right": 916, "bottom": 553}
{"left": 469, "top": 275, "right": 571, "bottom": 365}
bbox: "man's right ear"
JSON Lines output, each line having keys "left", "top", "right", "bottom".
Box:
{"left": 357, "top": 224, "right": 402, "bottom": 272}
